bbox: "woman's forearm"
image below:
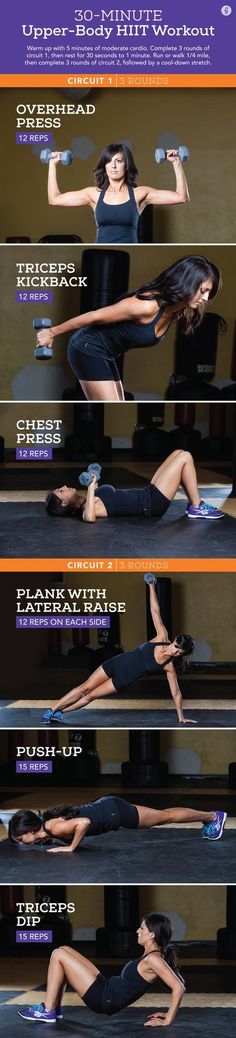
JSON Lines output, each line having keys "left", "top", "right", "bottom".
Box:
{"left": 165, "top": 984, "right": 184, "bottom": 1024}
{"left": 48, "top": 162, "right": 61, "bottom": 204}
{"left": 173, "top": 158, "right": 190, "bottom": 201}
{"left": 51, "top": 313, "right": 90, "bottom": 337}
{"left": 149, "top": 583, "right": 162, "bottom": 628}
{"left": 168, "top": 680, "right": 184, "bottom": 722}
{"left": 83, "top": 482, "right": 96, "bottom": 522}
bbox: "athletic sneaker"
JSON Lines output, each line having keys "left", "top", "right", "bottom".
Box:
{"left": 201, "top": 811, "right": 227, "bottom": 840}
{"left": 186, "top": 500, "right": 224, "bottom": 520}
{"left": 18, "top": 1002, "right": 57, "bottom": 1022}
{"left": 41, "top": 708, "right": 54, "bottom": 723}
{"left": 41, "top": 709, "right": 63, "bottom": 724}
{"left": 51, "top": 710, "right": 63, "bottom": 724}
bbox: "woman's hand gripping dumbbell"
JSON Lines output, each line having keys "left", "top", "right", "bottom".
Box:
{"left": 79, "top": 463, "right": 102, "bottom": 488}
{"left": 40, "top": 149, "right": 73, "bottom": 166}
{"left": 155, "top": 146, "right": 189, "bottom": 165}
{"left": 33, "top": 318, "right": 54, "bottom": 360}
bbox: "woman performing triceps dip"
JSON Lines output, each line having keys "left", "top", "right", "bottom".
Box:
{"left": 35, "top": 255, "right": 223, "bottom": 402}
{"left": 18, "top": 914, "right": 185, "bottom": 1025}
{"left": 41, "top": 569, "right": 222, "bottom": 726}
{"left": 46, "top": 142, "right": 190, "bottom": 246}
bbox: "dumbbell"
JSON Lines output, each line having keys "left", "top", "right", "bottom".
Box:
{"left": 144, "top": 573, "right": 157, "bottom": 585}
{"left": 155, "top": 145, "right": 189, "bottom": 164}
{"left": 40, "top": 149, "right": 73, "bottom": 165}
{"left": 33, "top": 318, "right": 53, "bottom": 360}
{"left": 79, "top": 463, "right": 102, "bottom": 487}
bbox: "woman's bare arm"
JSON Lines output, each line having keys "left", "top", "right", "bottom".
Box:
{"left": 47, "top": 816, "right": 91, "bottom": 853}
{"left": 136, "top": 153, "right": 190, "bottom": 210}
{"left": 36, "top": 296, "right": 155, "bottom": 346}
{"left": 144, "top": 953, "right": 185, "bottom": 1027}
{"left": 82, "top": 477, "right": 97, "bottom": 523}
{"left": 47, "top": 154, "right": 97, "bottom": 208}
{"left": 149, "top": 581, "right": 169, "bottom": 639}
{"left": 164, "top": 662, "right": 197, "bottom": 725}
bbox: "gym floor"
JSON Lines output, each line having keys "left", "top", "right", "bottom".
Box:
{"left": 1, "top": 702, "right": 236, "bottom": 728}
{"left": 1, "top": 998, "right": 235, "bottom": 1037}
{"left": 0, "top": 823, "right": 235, "bottom": 884}
{"left": 0, "top": 460, "right": 235, "bottom": 559}
{"left": 1, "top": 778, "right": 235, "bottom": 884}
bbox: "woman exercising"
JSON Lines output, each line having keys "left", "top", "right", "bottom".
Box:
{"left": 47, "top": 142, "right": 189, "bottom": 245}
{"left": 9, "top": 799, "right": 226, "bottom": 853}
{"left": 19, "top": 913, "right": 185, "bottom": 1025}
{"left": 36, "top": 255, "right": 222, "bottom": 402}
{"left": 45, "top": 449, "right": 224, "bottom": 526}
{"left": 41, "top": 576, "right": 211, "bottom": 725}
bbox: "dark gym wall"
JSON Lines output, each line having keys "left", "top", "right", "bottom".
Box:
{"left": 0, "top": 727, "right": 235, "bottom": 777}
{"left": 63, "top": 884, "right": 227, "bottom": 939}
{"left": 0, "top": 245, "right": 235, "bottom": 399}
{"left": 1, "top": 88, "right": 236, "bottom": 243}
{"left": 1, "top": 400, "right": 235, "bottom": 445}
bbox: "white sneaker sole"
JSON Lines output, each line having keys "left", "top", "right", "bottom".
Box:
{"left": 18, "top": 1011, "right": 56, "bottom": 1022}
{"left": 186, "top": 513, "right": 224, "bottom": 520}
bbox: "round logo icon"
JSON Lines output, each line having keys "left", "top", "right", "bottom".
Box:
{"left": 221, "top": 5, "right": 232, "bottom": 13}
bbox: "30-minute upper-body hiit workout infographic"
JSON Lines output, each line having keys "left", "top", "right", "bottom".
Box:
{"left": 1, "top": 7, "right": 236, "bottom": 1037}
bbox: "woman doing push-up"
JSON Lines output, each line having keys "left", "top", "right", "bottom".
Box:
{"left": 9, "top": 798, "right": 227, "bottom": 853}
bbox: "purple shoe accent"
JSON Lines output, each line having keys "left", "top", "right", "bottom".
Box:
{"left": 18, "top": 1002, "right": 56, "bottom": 1022}
{"left": 202, "top": 811, "right": 227, "bottom": 840}
{"left": 186, "top": 500, "right": 224, "bottom": 520}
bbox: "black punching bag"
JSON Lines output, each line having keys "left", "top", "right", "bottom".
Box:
{"left": 122, "top": 730, "right": 169, "bottom": 787}
{"left": 96, "top": 886, "right": 139, "bottom": 957}
{"left": 217, "top": 887, "right": 236, "bottom": 958}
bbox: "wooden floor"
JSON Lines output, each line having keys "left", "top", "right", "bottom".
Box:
{"left": 7, "top": 698, "right": 236, "bottom": 712}
{"left": 4, "top": 990, "right": 236, "bottom": 1009}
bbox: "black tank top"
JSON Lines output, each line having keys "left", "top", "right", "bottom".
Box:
{"left": 108, "top": 951, "right": 185, "bottom": 1008}
{"left": 95, "top": 184, "right": 140, "bottom": 243}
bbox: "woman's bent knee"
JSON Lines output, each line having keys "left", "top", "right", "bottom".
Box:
{"left": 181, "top": 450, "right": 193, "bottom": 463}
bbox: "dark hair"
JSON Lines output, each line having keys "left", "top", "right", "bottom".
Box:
{"left": 144, "top": 913, "right": 183, "bottom": 982}
{"left": 126, "top": 255, "right": 223, "bottom": 334}
{"left": 9, "top": 810, "right": 42, "bottom": 844}
{"left": 93, "top": 143, "right": 138, "bottom": 189}
{"left": 9, "top": 806, "right": 80, "bottom": 845}
{"left": 45, "top": 491, "right": 83, "bottom": 519}
{"left": 174, "top": 633, "right": 195, "bottom": 672}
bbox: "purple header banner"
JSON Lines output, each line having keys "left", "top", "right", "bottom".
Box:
{"left": 16, "top": 447, "right": 53, "bottom": 459}
{"left": 16, "top": 930, "right": 53, "bottom": 942}
{"left": 16, "top": 761, "right": 53, "bottom": 773}
{"left": 16, "top": 133, "right": 53, "bottom": 144}
{"left": 16, "top": 615, "right": 111, "bottom": 628}
{"left": 1, "top": 3, "right": 236, "bottom": 75}
{"left": 16, "top": 292, "right": 53, "bottom": 304}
